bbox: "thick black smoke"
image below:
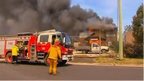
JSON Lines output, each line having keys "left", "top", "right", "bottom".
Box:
{"left": 0, "top": 0, "right": 116, "bottom": 35}
{"left": 0, "top": 0, "right": 39, "bottom": 35}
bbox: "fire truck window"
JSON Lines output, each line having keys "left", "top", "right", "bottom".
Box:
{"left": 40, "top": 35, "right": 49, "bottom": 42}
{"left": 52, "top": 35, "right": 56, "bottom": 45}
{"left": 57, "top": 35, "right": 62, "bottom": 42}
{"left": 65, "top": 34, "right": 72, "bottom": 45}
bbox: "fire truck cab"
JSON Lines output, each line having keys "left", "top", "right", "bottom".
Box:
{"left": 0, "top": 29, "right": 73, "bottom": 65}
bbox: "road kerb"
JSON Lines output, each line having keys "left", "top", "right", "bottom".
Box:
{"left": 68, "top": 62, "right": 143, "bottom": 67}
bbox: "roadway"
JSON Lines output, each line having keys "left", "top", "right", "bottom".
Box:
{"left": 0, "top": 62, "right": 143, "bottom": 80}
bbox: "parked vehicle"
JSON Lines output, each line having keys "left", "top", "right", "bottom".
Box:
{"left": 75, "top": 43, "right": 109, "bottom": 54}
{"left": 0, "top": 29, "right": 73, "bottom": 65}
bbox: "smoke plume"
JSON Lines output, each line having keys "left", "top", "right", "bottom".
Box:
{"left": 0, "top": 0, "right": 116, "bottom": 35}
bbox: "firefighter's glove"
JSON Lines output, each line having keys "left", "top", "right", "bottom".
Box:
{"left": 58, "top": 58, "right": 62, "bottom": 62}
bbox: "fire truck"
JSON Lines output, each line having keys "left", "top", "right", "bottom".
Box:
{"left": 0, "top": 29, "right": 73, "bottom": 65}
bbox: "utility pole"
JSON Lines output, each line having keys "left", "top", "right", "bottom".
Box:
{"left": 99, "top": 29, "right": 102, "bottom": 55}
{"left": 118, "top": 0, "right": 123, "bottom": 60}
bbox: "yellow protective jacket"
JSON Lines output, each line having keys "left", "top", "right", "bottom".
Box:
{"left": 12, "top": 45, "right": 19, "bottom": 56}
{"left": 48, "top": 45, "right": 61, "bottom": 60}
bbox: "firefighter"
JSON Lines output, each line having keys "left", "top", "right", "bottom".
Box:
{"left": 12, "top": 42, "right": 19, "bottom": 64}
{"left": 48, "top": 39, "right": 62, "bottom": 75}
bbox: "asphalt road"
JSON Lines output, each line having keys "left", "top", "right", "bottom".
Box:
{"left": 0, "top": 62, "right": 143, "bottom": 80}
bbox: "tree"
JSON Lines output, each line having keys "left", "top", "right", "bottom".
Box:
{"left": 131, "top": 4, "right": 143, "bottom": 57}
{"left": 132, "top": 4, "right": 143, "bottom": 44}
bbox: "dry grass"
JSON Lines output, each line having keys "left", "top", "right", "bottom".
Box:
{"left": 94, "top": 56, "right": 143, "bottom": 65}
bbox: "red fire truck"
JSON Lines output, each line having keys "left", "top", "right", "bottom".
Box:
{"left": 0, "top": 29, "right": 73, "bottom": 65}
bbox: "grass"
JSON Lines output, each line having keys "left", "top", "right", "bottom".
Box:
{"left": 94, "top": 56, "right": 143, "bottom": 65}
{"left": 73, "top": 52, "right": 143, "bottom": 65}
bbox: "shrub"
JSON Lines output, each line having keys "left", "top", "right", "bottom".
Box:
{"left": 109, "top": 41, "right": 119, "bottom": 53}
{"left": 124, "top": 44, "right": 143, "bottom": 58}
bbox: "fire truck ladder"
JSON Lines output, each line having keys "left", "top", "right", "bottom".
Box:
{"left": 30, "top": 44, "right": 37, "bottom": 61}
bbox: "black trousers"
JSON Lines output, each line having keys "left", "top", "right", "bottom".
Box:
{"left": 12, "top": 56, "right": 18, "bottom": 63}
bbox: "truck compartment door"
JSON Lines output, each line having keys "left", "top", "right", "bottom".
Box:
{"left": 6, "top": 40, "right": 15, "bottom": 50}
{"left": 0, "top": 41, "right": 5, "bottom": 55}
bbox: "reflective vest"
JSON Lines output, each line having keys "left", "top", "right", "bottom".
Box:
{"left": 12, "top": 45, "right": 19, "bottom": 56}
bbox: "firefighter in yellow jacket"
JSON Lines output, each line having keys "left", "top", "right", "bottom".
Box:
{"left": 12, "top": 42, "right": 19, "bottom": 64}
{"left": 48, "top": 39, "right": 61, "bottom": 75}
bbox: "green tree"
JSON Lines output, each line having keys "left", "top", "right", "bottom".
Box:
{"left": 132, "top": 4, "right": 143, "bottom": 44}
{"left": 132, "top": 4, "right": 143, "bottom": 57}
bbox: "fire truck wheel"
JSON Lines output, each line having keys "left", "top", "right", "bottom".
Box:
{"left": 44, "top": 54, "right": 49, "bottom": 66}
{"left": 5, "top": 52, "right": 12, "bottom": 63}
